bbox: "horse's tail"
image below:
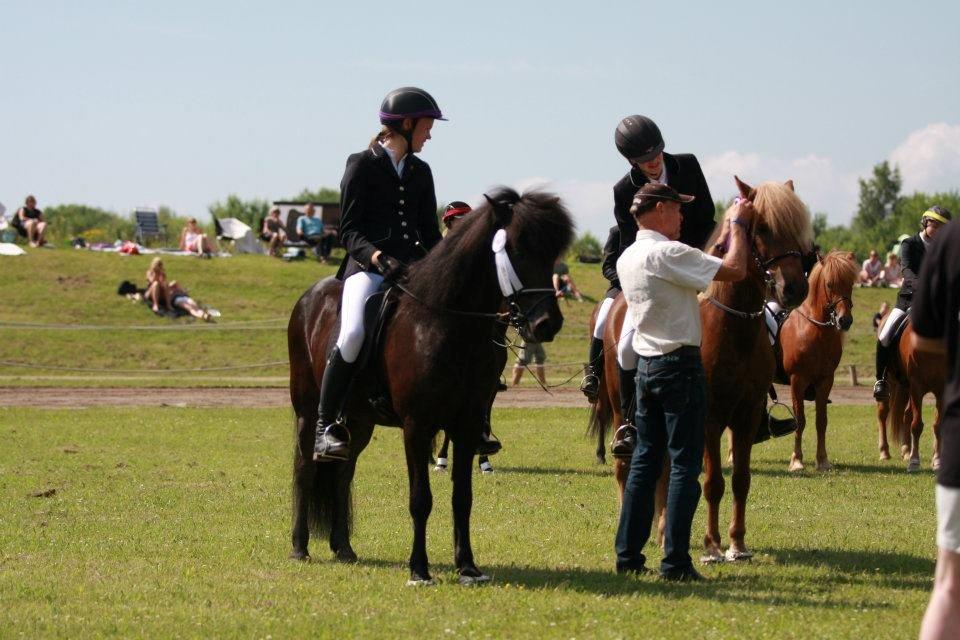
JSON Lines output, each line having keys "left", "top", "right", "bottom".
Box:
{"left": 290, "top": 414, "right": 353, "bottom": 541}
{"left": 587, "top": 373, "right": 613, "bottom": 463}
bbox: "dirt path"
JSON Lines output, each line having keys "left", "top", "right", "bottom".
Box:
{"left": 0, "top": 385, "right": 885, "bottom": 409}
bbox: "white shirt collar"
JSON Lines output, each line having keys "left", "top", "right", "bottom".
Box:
{"left": 379, "top": 142, "right": 406, "bottom": 176}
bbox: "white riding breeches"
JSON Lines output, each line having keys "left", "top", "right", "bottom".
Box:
{"left": 878, "top": 307, "right": 907, "bottom": 346}
{"left": 617, "top": 320, "right": 638, "bottom": 371}
{"left": 336, "top": 271, "right": 385, "bottom": 363}
{"left": 593, "top": 297, "right": 615, "bottom": 339}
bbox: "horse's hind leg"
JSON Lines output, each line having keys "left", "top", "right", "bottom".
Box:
{"left": 403, "top": 422, "right": 435, "bottom": 585}
{"left": 907, "top": 392, "right": 924, "bottom": 473}
{"left": 291, "top": 410, "right": 317, "bottom": 561}
{"left": 451, "top": 435, "right": 488, "bottom": 583}
{"left": 788, "top": 376, "right": 807, "bottom": 472}
{"left": 877, "top": 396, "right": 891, "bottom": 461}
{"left": 814, "top": 379, "right": 834, "bottom": 471}
{"left": 727, "top": 407, "right": 760, "bottom": 561}
{"left": 701, "top": 424, "right": 725, "bottom": 562}
{"left": 932, "top": 401, "right": 942, "bottom": 471}
{"left": 329, "top": 419, "right": 374, "bottom": 562}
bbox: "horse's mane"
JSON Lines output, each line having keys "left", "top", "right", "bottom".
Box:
{"left": 809, "top": 250, "right": 858, "bottom": 293}
{"left": 704, "top": 181, "right": 814, "bottom": 299}
{"left": 406, "top": 188, "right": 574, "bottom": 308}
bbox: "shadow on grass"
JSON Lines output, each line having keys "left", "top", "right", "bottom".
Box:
{"left": 748, "top": 461, "right": 922, "bottom": 478}
{"left": 495, "top": 465, "right": 611, "bottom": 478}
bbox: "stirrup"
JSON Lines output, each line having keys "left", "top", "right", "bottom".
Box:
{"left": 580, "top": 372, "right": 600, "bottom": 401}
{"left": 873, "top": 379, "right": 889, "bottom": 401}
{"left": 313, "top": 422, "right": 351, "bottom": 462}
{"left": 611, "top": 424, "right": 637, "bottom": 459}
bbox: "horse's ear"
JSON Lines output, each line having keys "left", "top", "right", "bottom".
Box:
{"left": 734, "top": 175, "right": 755, "bottom": 200}
{"left": 846, "top": 251, "right": 856, "bottom": 261}
{"left": 784, "top": 179, "right": 795, "bottom": 192}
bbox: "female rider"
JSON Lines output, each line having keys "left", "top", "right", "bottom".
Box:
{"left": 314, "top": 87, "right": 446, "bottom": 461}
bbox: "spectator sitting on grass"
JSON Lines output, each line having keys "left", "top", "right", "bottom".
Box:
{"left": 296, "top": 203, "right": 332, "bottom": 262}
{"left": 553, "top": 258, "right": 583, "bottom": 301}
{"left": 179, "top": 217, "right": 216, "bottom": 257}
{"left": 16, "top": 195, "right": 47, "bottom": 247}
{"left": 261, "top": 207, "right": 287, "bottom": 257}
{"left": 881, "top": 253, "right": 902, "bottom": 288}
{"left": 146, "top": 257, "right": 172, "bottom": 313}
{"left": 168, "top": 281, "right": 214, "bottom": 322}
{"left": 859, "top": 249, "right": 883, "bottom": 286}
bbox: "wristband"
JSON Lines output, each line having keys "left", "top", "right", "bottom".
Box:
{"left": 729, "top": 218, "right": 750, "bottom": 232}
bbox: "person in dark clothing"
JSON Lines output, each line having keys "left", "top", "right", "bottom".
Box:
{"left": 314, "top": 87, "right": 447, "bottom": 461}
{"left": 873, "top": 205, "right": 952, "bottom": 400}
{"left": 16, "top": 195, "right": 47, "bottom": 247}
{"left": 605, "top": 115, "right": 717, "bottom": 456}
{"left": 580, "top": 225, "right": 622, "bottom": 400}
{"left": 914, "top": 218, "right": 960, "bottom": 638}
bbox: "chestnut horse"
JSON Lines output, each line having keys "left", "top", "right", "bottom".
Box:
{"left": 876, "top": 318, "right": 945, "bottom": 472}
{"left": 589, "top": 177, "right": 813, "bottom": 561}
{"left": 777, "top": 250, "right": 858, "bottom": 472}
{"left": 288, "top": 189, "right": 573, "bottom": 584}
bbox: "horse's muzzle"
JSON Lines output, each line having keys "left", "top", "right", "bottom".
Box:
{"left": 839, "top": 315, "right": 853, "bottom": 331}
{"left": 527, "top": 312, "right": 564, "bottom": 343}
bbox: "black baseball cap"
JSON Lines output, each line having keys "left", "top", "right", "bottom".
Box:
{"left": 631, "top": 183, "right": 695, "bottom": 212}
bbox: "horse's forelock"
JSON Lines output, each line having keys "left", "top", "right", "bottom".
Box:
{"left": 752, "top": 182, "right": 814, "bottom": 251}
{"left": 507, "top": 190, "right": 575, "bottom": 260}
{"left": 809, "top": 250, "right": 859, "bottom": 293}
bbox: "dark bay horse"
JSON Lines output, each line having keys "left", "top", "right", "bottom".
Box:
{"left": 288, "top": 188, "right": 573, "bottom": 584}
{"left": 777, "top": 250, "right": 858, "bottom": 472}
{"left": 590, "top": 177, "right": 813, "bottom": 561}
{"left": 876, "top": 318, "right": 945, "bottom": 472}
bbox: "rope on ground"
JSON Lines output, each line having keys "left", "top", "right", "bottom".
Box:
{"left": 0, "top": 319, "right": 286, "bottom": 331}
{"left": 0, "top": 359, "right": 288, "bottom": 373}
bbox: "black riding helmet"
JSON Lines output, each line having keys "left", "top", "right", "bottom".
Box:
{"left": 615, "top": 115, "right": 664, "bottom": 163}
{"left": 378, "top": 87, "right": 446, "bottom": 154}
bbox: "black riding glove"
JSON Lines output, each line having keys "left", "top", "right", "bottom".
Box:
{"left": 377, "top": 254, "right": 407, "bottom": 282}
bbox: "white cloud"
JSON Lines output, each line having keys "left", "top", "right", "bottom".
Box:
{"left": 889, "top": 123, "right": 960, "bottom": 194}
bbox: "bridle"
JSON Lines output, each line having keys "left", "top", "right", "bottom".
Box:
{"left": 795, "top": 281, "right": 853, "bottom": 330}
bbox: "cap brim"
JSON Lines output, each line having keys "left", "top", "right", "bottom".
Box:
{"left": 678, "top": 193, "right": 695, "bottom": 203}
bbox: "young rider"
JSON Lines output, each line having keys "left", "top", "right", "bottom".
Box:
{"left": 314, "top": 87, "right": 446, "bottom": 461}
{"left": 873, "top": 205, "right": 952, "bottom": 400}
{"left": 592, "top": 115, "right": 716, "bottom": 456}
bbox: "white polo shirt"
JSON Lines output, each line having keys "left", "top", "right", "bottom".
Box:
{"left": 617, "top": 229, "right": 723, "bottom": 357}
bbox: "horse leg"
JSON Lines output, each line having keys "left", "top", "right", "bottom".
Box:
{"left": 788, "top": 376, "right": 807, "bottom": 472}
{"left": 291, "top": 410, "right": 316, "bottom": 561}
{"left": 451, "top": 436, "right": 488, "bottom": 584}
{"left": 877, "top": 395, "right": 891, "bottom": 461}
{"left": 701, "top": 424, "right": 725, "bottom": 562}
{"left": 403, "top": 422, "right": 435, "bottom": 585}
{"left": 814, "top": 380, "right": 834, "bottom": 471}
{"left": 434, "top": 433, "right": 451, "bottom": 472}
{"left": 907, "top": 392, "right": 923, "bottom": 473}
{"left": 329, "top": 419, "right": 374, "bottom": 562}
{"left": 933, "top": 401, "right": 942, "bottom": 471}
{"left": 727, "top": 409, "right": 759, "bottom": 560}
{"left": 897, "top": 389, "right": 912, "bottom": 460}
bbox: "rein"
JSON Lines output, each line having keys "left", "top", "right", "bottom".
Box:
{"left": 795, "top": 284, "right": 853, "bottom": 331}
{"left": 706, "top": 236, "right": 799, "bottom": 320}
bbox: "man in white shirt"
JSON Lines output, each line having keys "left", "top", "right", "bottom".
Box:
{"left": 614, "top": 183, "right": 754, "bottom": 581}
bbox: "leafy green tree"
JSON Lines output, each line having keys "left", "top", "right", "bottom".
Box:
{"left": 570, "top": 231, "right": 602, "bottom": 261}
{"left": 853, "top": 161, "right": 901, "bottom": 232}
{"left": 290, "top": 187, "right": 340, "bottom": 203}
{"left": 43, "top": 204, "right": 135, "bottom": 245}
{"left": 207, "top": 195, "right": 271, "bottom": 230}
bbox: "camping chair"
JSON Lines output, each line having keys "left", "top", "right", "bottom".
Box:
{"left": 214, "top": 217, "right": 261, "bottom": 254}
{"left": 134, "top": 209, "right": 167, "bottom": 245}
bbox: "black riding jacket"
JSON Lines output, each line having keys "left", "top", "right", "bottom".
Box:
{"left": 601, "top": 225, "right": 622, "bottom": 298}
{"left": 613, "top": 152, "right": 716, "bottom": 256}
{"left": 337, "top": 144, "right": 442, "bottom": 280}
{"left": 896, "top": 233, "right": 927, "bottom": 310}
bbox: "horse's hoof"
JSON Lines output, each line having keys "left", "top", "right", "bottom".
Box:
{"left": 596, "top": 455, "right": 606, "bottom": 465}
{"left": 816, "top": 460, "right": 833, "bottom": 472}
{"left": 907, "top": 459, "right": 921, "bottom": 473}
{"left": 433, "top": 465, "right": 447, "bottom": 473}
{"left": 933, "top": 456, "right": 942, "bottom": 471}
{"left": 406, "top": 574, "right": 436, "bottom": 587}
{"left": 788, "top": 458, "right": 805, "bottom": 472}
{"left": 725, "top": 548, "right": 754, "bottom": 562}
{"left": 879, "top": 450, "right": 891, "bottom": 461}
{"left": 289, "top": 550, "right": 311, "bottom": 562}
{"left": 334, "top": 548, "right": 358, "bottom": 563}
{"left": 458, "top": 567, "right": 491, "bottom": 586}
{"left": 700, "top": 547, "right": 726, "bottom": 564}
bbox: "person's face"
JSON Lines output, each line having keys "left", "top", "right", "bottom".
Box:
{"left": 869, "top": 251, "right": 878, "bottom": 261}
{"left": 658, "top": 200, "right": 683, "bottom": 240}
{"left": 270, "top": 210, "right": 279, "bottom": 219}
{"left": 636, "top": 153, "right": 664, "bottom": 180}
{"left": 409, "top": 118, "right": 434, "bottom": 152}
{"left": 188, "top": 219, "right": 198, "bottom": 229}
{"left": 26, "top": 197, "right": 36, "bottom": 208}
{"left": 925, "top": 219, "right": 944, "bottom": 239}
{"left": 305, "top": 205, "right": 315, "bottom": 217}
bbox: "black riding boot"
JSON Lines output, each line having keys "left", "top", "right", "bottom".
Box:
{"left": 313, "top": 347, "right": 356, "bottom": 461}
{"left": 476, "top": 413, "right": 502, "bottom": 457}
{"left": 611, "top": 366, "right": 638, "bottom": 458}
{"left": 873, "top": 339, "right": 892, "bottom": 400}
{"left": 580, "top": 337, "right": 604, "bottom": 401}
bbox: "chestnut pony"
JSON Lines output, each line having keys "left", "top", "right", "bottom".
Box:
{"left": 777, "top": 250, "right": 858, "bottom": 472}
{"left": 876, "top": 318, "right": 945, "bottom": 472}
{"left": 288, "top": 188, "right": 573, "bottom": 584}
{"left": 588, "top": 177, "right": 813, "bottom": 561}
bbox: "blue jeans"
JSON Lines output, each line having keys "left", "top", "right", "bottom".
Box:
{"left": 614, "top": 347, "right": 707, "bottom": 574}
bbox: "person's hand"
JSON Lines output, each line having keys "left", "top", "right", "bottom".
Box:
{"left": 377, "top": 254, "right": 407, "bottom": 282}
{"left": 727, "top": 199, "right": 755, "bottom": 228}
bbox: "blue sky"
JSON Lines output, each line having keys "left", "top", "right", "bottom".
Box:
{"left": 3, "top": 1, "right": 958, "bottom": 238}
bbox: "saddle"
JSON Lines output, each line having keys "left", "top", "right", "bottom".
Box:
{"left": 349, "top": 283, "right": 401, "bottom": 426}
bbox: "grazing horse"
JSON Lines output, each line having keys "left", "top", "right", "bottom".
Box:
{"left": 777, "top": 250, "right": 858, "bottom": 472}
{"left": 875, "top": 318, "right": 945, "bottom": 472}
{"left": 590, "top": 178, "right": 813, "bottom": 561}
{"left": 288, "top": 188, "right": 573, "bottom": 584}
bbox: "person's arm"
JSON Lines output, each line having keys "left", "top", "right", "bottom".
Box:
{"left": 712, "top": 200, "right": 754, "bottom": 282}
{"left": 415, "top": 163, "right": 442, "bottom": 254}
{"left": 295, "top": 216, "right": 305, "bottom": 240}
{"left": 339, "top": 153, "right": 383, "bottom": 270}
{"left": 178, "top": 228, "right": 187, "bottom": 250}
{"left": 552, "top": 273, "right": 562, "bottom": 296}
{"left": 685, "top": 155, "right": 717, "bottom": 250}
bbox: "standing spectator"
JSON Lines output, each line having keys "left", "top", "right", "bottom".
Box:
{"left": 16, "top": 195, "right": 47, "bottom": 247}
{"left": 295, "top": 203, "right": 332, "bottom": 262}
{"left": 915, "top": 219, "right": 960, "bottom": 640}
{"left": 178, "top": 217, "right": 216, "bottom": 257}
{"left": 261, "top": 207, "right": 287, "bottom": 257}
{"left": 880, "top": 252, "right": 902, "bottom": 287}
{"left": 614, "top": 183, "right": 754, "bottom": 581}
{"left": 511, "top": 340, "right": 547, "bottom": 387}
{"left": 552, "top": 259, "right": 583, "bottom": 301}
{"left": 860, "top": 249, "right": 883, "bottom": 286}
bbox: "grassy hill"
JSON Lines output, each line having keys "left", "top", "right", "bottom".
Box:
{"left": 0, "top": 247, "right": 899, "bottom": 387}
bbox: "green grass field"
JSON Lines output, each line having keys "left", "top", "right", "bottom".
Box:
{"left": 0, "top": 248, "right": 899, "bottom": 388}
{"left": 0, "top": 405, "right": 939, "bottom": 638}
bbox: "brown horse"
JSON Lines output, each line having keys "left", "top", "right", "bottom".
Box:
{"left": 288, "top": 188, "right": 573, "bottom": 584}
{"left": 590, "top": 177, "right": 813, "bottom": 561}
{"left": 876, "top": 319, "right": 945, "bottom": 472}
{"left": 777, "top": 250, "right": 858, "bottom": 472}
